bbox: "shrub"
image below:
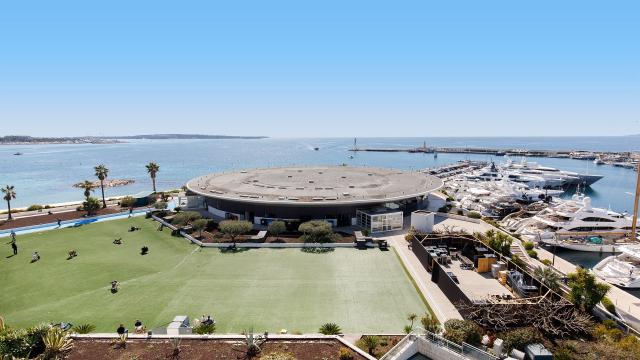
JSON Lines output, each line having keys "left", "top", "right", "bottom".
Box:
{"left": 193, "top": 323, "right": 216, "bottom": 335}
{"left": 467, "top": 211, "right": 481, "bottom": 219}
{"left": 443, "top": 319, "right": 482, "bottom": 345}
{"left": 501, "top": 327, "right": 542, "bottom": 352}
{"left": 173, "top": 206, "right": 182, "bottom": 213}
{"left": 153, "top": 201, "right": 168, "bottom": 210}
{"left": 120, "top": 196, "right": 136, "bottom": 208}
{"left": 526, "top": 249, "right": 538, "bottom": 259}
{"left": 602, "top": 296, "right": 617, "bottom": 315}
{"left": 510, "top": 254, "right": 526, "bottom": 269}
{"left": 0, "top": 324, "right": 48, "bottom": 358}
{"left": 44, "top": 205, "right": 51, "bottom": 209}
{"left": 82, "top": 197, "right": 101, "bottom": 215}
{"left": 260, "top": 352, "right": 297, "bottom": 360}
{"left": 553, "top": 343, "right": 575, "bottom": 360}
{"left": 356, "top": 335, "right": 379, "bottom": 356}
{"left": 541, "top": 259, "right": 552, "bottom": 266}
{"left": 457, "top": 209, "right": 464, "bottom": 216}
{"left": 338, "top": 347, "right": 354, "bottom": 360}
{"left": 298, "top": 220, "right": 334, "bottom": 243}
{"left": 437, "top": 205, "right": 451, "bottom": 213}
{"left": 319, "top": 323, "right": 342, "bottom": 335}
{"left": 171, "top": 211, "right": 202, "bottom": 226}
{"left": 72, "top": 324, "right": 96, "bottom": 334}
{"left": 0, "top": 328, "right": 31, "bottom": 358}
{"left": 42, "top": 328, "right": 73, "bottom": 359}
{"left": 420, "top": 313, "right": 440, "bottom": 333}
{"left": 27, "top": 204, "right": 43, "bottom": 211}
{"left": 523, "top": 241, "right": 535, "bottom": 251}
{"left": 267, "top": 221, "right": 286, "bottom": 239}
{"left": 219, "top": 220, "right": 253, "bottom": 243}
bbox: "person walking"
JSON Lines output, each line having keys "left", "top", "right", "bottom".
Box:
{"left": 9, "top": 238, "right": 17, "bottom": 255}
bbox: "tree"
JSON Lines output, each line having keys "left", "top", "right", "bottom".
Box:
{"left": 219, "top": 220, "right": 253, "bottom": 246}
{"left": 83, "top": 197, "right": 101, "bottom": 216}
{"left": 318, "top": 322, "right": 342, "bottom": 335}
{"left": 146, "top": 162, "right": 160, "bottom": 193}
{"left": 191, "top": 219, "right": 209, "bottom": 238}
{"left": 79, "top": 180, "right": 95, "bottom": 201}
{"left": 2, "top": 185, "right": 16, "bottom": 220}
{"left": 534, "top": 266, "right": 561, "bottom": 293}
{"left": 298, "top": 220, "right": 334, "bottom": 243}
{"left": 94, "top": 164, "right": 109, "bottom": 208}
{"left": 268, "top": 221, "right": 286, "bottom": 240}
{"left": 568, "top": 267, "right": 610, "bottom": 312}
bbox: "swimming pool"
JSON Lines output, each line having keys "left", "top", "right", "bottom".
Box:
{"left": 0, "top": 209, "right": 151, "bottom": 237}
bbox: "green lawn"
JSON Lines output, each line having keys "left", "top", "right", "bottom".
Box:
{"left": 0, "top": 217, "right": 428, "bottom": 334}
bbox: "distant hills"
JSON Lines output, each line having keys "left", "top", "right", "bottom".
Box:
{"left": 0, "top": 134, "right": 267, "bottom": 145}
{"left": 108, "top": 134, "right": 267, "bottom": 140}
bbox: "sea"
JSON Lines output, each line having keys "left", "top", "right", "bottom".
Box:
{"left": 1, "top": 136, "right": 638, "bottom": 279}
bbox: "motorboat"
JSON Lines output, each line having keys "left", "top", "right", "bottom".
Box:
{"left": 540, "top": 235, "right": 635, "bottom": 253}
{"left": 593, "top": 245, "right": 640, "bottom": 288}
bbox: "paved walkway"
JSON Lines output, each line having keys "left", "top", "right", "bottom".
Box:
{"left": 384, "top": 234, "right": 462, "bottom": 322}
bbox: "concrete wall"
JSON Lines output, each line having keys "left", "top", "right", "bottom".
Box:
{"left": 411, "top": 211, "right": 435, "bottom": 233}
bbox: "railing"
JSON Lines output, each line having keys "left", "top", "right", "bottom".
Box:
{"left": 381, "top": 330, "right": 498, "bottom": 360}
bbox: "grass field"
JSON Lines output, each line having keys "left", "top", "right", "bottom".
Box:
{"left": 0, "top": 217, "right": 429, "bottom": 334}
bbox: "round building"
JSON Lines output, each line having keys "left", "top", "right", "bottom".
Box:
{"left": 185, "top": 166, "right": 443, "bottom": 231}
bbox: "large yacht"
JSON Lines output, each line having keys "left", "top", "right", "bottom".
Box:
{"left": 503, "top": 158, "right": 603, "bottom": 187}
{"left": 593, "top": 245, "right": 640, "bottom": 288}
{"left": 501, "top": 194, "right": 633, "bottom": 245}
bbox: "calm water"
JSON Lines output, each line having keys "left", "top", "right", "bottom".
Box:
{"left": 0, "top": 137, "right": 637, "bottom": 212}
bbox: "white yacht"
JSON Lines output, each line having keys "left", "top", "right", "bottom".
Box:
{"left": 501, "top": 194, "right": 633, "bottom": 245}
{"left": 593, "top": 245, "right": 640, "bottom": 288}
{"left": 539, "top": 235, "right": 635, "bottom": 253}
{"left": 503, "top": 158, "right": 603, "bottom": 187}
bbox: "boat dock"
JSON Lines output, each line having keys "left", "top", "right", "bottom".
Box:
{"left": 420, "top": 160, "right": 487, "bottom": 179}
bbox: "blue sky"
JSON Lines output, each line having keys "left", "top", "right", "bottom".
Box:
{"left": 1, "top": 1, "right": 638, "bottom": 137}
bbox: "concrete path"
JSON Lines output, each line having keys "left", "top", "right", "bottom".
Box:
{"left": 384, "top": 234, "right": 462, "bottom": 322}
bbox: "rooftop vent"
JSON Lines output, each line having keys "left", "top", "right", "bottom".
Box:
{"left": 296, "top": 187, "right": 304, "bottom": 190}
{"left": 312, "top": 197, "right": 324, "bottom": 201}
{"left": 278, "top": 196, "right": 285, "bottom": 200}
{"left": 325, "top": 187, "right": 334, "bottom": 190}
{"left": 241, "top": 171, "right": 247, "bottom": 173}
{"left": 342, "top": 192, "right": 350, "bottom": 196}
{"left": 349, "top": 185, "right": 355, "bottom": 188}
{"left": 288, "top": 197, "right": 299, "bottom": 200}
{"left": 325, "top": 197, "right": 337, "bottom": 200}
{"left": 288, "top": 175, "right": 293, "bottom": 178}
{"left": 308, "top": 180, "right": 314, "bottom": 183}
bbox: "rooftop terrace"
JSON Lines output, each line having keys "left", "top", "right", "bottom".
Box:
{"left": 186, "top": 166, "right": 443, "bottom": 205}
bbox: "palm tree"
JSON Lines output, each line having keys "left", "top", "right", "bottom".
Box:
{"left": 146, "top": 162, "right": 160, "bottom": 193}
{"left": 79, "top": 180, "right": 95, "bottom": 201}
{"left": 94, "top": 164, "right": 109, "bottom": 208}
{"left": 2, "top": 185, "right": 16, "bottom": 220}
{"left": 534, "top": 265, "right": 561, "bottom": 293}
{"left": 407, "top": 313, "right": 418, "bottom": 329}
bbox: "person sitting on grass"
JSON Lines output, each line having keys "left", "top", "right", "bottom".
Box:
{"left": 117, "top": 324, "right": 128, "bottom": 335}
{"left": 141, "top": 246, "right": 149, "bottom": 255}
{"left": 113, "top": 238, "right": 122, "bottom": 245}
{"left": 111, "top": 280, "right": 119, "bottom": 293}
{"left": 30, "top": 251, "right": 41, "bottom": 263}
{"left": 134, "top": 320, "right": 145, "bottom": 334}
{"left": 67, "top": 250, "right": 77, "bottom": 260}
{"left": 203, "top": 315, "right": 215, "bottom": 326}
{"left": 129, "top": 226, "right": 140, "bottom": 232}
